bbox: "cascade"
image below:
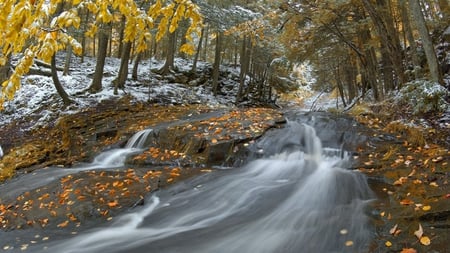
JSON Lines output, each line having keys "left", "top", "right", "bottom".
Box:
{"left": 37, "top": 122, "right": 375, "bottom": 253}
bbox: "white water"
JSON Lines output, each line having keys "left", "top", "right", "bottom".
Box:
{"left": 0, "top": 129, "right": 153, "bottom": 200}
{"left": 36, "top": 123, "right": 374, "bottom": 253}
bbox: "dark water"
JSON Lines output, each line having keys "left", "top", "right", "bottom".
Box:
{"left": 2, "top": 117, "right": 375, "bottom": 253}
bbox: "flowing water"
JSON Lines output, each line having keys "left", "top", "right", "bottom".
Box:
{"left": 24, "top": 121, "right": 375, "bottom": 253}
{"left": 0, "top": 129, "right": 153, "bottom": 200}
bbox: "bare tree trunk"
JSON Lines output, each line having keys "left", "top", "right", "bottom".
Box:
{"left": 158, "top": 31, "right": 177, "bottom": 75}
{"left": 400, "top": 0, "right": 421, "bottom": 79}
{"left": 202, "top": 25, "right": 209, "bottom": 61}
{"left": 89, "top": 27, "right": 109, "bottom": 93}
{"left": 80, "top": 9, "right": 89, "bottom": 63}
{"left": 362, "top": 0, "right": 406, "bottom": 86}
{"left": 113, "top": 42, "right": 132, "bottom": 94}
{"left": 63, "top": 45, "right": 72, "bottom": 76}
{"left": 191, "top": 26, "right": 205, "bottom": 73}
{"left": 212, "top": 31, "right": 223, "bottom": 96}
{"left": 51, "top": 55, "right": 72, "bottom": 106}
{"left": 132, "top": 52, "right": 142, "bottom": 81}
{"left": 236, "top": 36, "right": 251, "bottom": 103}
{"left": 409, "top": 0, "right": 444, "bottom": 84}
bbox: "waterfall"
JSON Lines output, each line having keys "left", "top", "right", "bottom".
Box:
{"left": 92, "top": 129, "right": 152, "bottom": 167}
{"left": 37, "top": 123, "right": 375, "bottom": 253}
{"left": 0, "top": 129, "right": 154, "bottom": 200}
{"left": 125, "top": 129, "right": 153, "bottom": 149}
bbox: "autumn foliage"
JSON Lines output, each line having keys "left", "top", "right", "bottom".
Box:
{"left": 0, "top": 0, "right": 202, "bottom": 109}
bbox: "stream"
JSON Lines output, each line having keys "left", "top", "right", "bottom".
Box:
{"left": 1, "top": 113, "right": 376, "bottom": 253}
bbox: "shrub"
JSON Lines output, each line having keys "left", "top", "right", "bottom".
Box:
{"left": 395, "top": 80, "right": 448, "bottom": 115}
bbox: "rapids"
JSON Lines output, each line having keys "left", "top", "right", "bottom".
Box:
{"left": 31, "top": 121, "right": 375, "bottom": 253}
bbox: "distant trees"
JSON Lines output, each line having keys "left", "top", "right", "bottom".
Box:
{"left": 278, "top": 0, "right": 448, "bottom": 105}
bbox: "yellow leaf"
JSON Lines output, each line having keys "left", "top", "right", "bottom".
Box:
{"left": 344, "top": 241, "right": 353, "bottom": 246}
{"left": 385, "top": 241, "right": 392, "bottom": 247}
{"left": 419, "top": 236, "right": 431, "bottom": 245}
{"left": 422, "top": 205, "right": 431, "bottom": 211}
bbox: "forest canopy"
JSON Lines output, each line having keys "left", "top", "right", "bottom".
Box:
{"left": 0, "top": 0, "right": 449, "bottom": 112}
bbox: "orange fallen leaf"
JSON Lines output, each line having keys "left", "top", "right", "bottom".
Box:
{"left": 107, "top": 200, "right": 119, "bottom": 207}
{"left": 419, "top": 236, "right": 431, "bottom": 246}
{"left": 57, "top": 220, "right": 69, "bottom": 228}
{"left": 400, "top": 199, "right": 414, "bottom": 205}
{"left": 400, "top": 248, "right": 417, "bottom": 253}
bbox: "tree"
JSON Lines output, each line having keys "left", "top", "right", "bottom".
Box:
{"left": 0, "top": 0, "right": 203, "bottom": 108}
{"left": 408, "top": 0, "right": 444, "bottom": 85}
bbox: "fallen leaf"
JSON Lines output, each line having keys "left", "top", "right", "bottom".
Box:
{"left": 107, "top": 200, "right": 119, "bottom": 207}
{"left": 400, "top": 248, "right": 417, "bottom": 253}
{"left": 400, "top": 199, "right": 414, "bottom": 205}
{"left": 422, "top": 205, "right": 431, "bottom": 211}
{"left": 394, "top": 177, "right": 408, "bottom": 186}
{"left": 57, "top": 220, "right": 69, "bottom": 228}
{"left": 419, "top": 236, "right": 431, "bottom": 246}
{"left": 345, "top": 241, "right": 353, "bottom": 246}
{"left": 414, "top": 224, "right": 423, "bottom": 240}
{"left": 389, "top": 224, "right": 398, "bottom": 235}
{"left": 429, "top": 182, "right": 438, "bottom": 187}
{"left": 385, "top": 241, "right": 392, "bottom": 247}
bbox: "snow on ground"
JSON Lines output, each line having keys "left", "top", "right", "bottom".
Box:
{"left": 0, "top": 55, "right": 234, "bottom": 133}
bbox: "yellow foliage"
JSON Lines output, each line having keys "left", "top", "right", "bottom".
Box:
{"left": 0, "top": 0, "right": 203, "bottom": 108}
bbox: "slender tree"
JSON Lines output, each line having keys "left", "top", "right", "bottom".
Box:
{"left": 409, "top": 0, "right": 444, "bottom": 84}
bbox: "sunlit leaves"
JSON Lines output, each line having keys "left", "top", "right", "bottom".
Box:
{"left": 0, "top": 0, "right": 203, "bottom": 108}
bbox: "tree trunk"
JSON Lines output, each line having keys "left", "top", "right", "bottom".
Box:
{"left": 409, "top": 0, "right": 444, "bottom": 84}
{"left": 158, "top": 31, "right": 177, "bottom": 75}
{"left": 51, "top": 55, "right": 72, "bottom": 106}
{"left": 236, "top": 37, "right": 251, "bottom": 103}
{"left": 362, "top": 0, "right": 406, "bottom": 86}
{"left": 89, "top": 27, "right": 109, "bottom": 93}
{"left": 212, "top": 31, "right": 223, "bottom": 96}
{"left": 132, "top": 52, "right": 142, "bottom": 81}
{"left": 0, "top": 56, "right": 11, "bottom": 85}
{"left": 80, "top": 9, "right": 89, "bottom": 63}
{"left": 63, "top": 45, "right": 72, "bottom": 76}
{"left": 113, "top": 42, "right": 132, "bottom": 95}
{"left": 202, "top": 25, "right": 209, "bottom": 61}
{"left": 191, "top": 26, "right": 205, "bottom": 73}
{"left": 400, "top": 0, "right": 421, "bottom": 79}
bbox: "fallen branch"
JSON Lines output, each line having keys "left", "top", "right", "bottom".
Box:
{"left": 34, "top": 59, "right": 64, "bottom": 71}
{"left": 343, "top": 94, "right": 363, "bottom": 112}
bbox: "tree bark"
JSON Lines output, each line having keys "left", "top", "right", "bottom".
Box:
{"left": 51, "top": 55, "right": 72, "bottom": 106}
{"left": 400, "top": 0, "right": 421, "bottom": 79}
{"left": 191, "top": 26, "right": 205, "bottom": 73}
{"left": 158, "top": 31, "right": 177, "bottom": 75}
{"left": 236, "top": 36, "right": 251, "bottom": 103}
{"left": 89, "top": 27, "right": 109, "bottom": 93}
{"left": 409, "top": 0, "right": 444, "bottom": 84}
{"left": 113, "top": 42, "right": 132, "bottom": 95}
{"left": 132, "top": 52, "right": 142, "bottom": 81}
{"left": 362, "top": 0, "right": 406, "bottom": 86}
{"left": 212, "top": 31, "right": 223, "bottom": 96}
{"left": 63, "top": 45, "right": 72, "bottom": 76}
